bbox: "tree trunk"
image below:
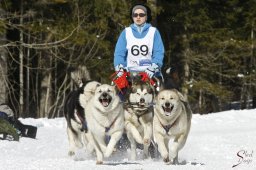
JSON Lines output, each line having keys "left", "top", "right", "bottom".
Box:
{"left": 0, "top": 8, "right": 7, "bottom": 104}
{"left": 182, "top": 30, "right": 190, "bottom": 102}
{"left": 0, "top": 49, "right": 7, "bottom": 104}
{"left": 199, "top": 89, "right": 202, "bottom": 113}
{"left": 25, "top": 28, "right": 31, "bottom": 117}
{"left": 250, "top": 21, "right": 255, "bottom": 108}
{"left": 19, "top": 0, "right": 24, "bottom": 116}
{"left": 44, "top": 57, "right": 53, "bottom": 117}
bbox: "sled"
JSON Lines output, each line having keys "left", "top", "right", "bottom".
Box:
{"left": 0, "top": 118, "right": 20, "bottom": 141}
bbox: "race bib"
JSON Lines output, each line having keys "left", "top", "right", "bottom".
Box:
{"left": 126, "top": 27, "right": 156, "bottom": 69}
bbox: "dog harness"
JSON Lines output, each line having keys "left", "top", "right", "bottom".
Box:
{"left": 125, "top": 107, "right": 153, "bottom": 125}
{"left": 157, "top": 114, "right": 179, "bottom": 135}
{"left": 105, "top": 116, "right": 118, "bottom": 133}
{"left": 160, "top": 122, "right": 173, "bottom": 134}
{"left": 93, "top": 109, "right": 120, "bottom": 133}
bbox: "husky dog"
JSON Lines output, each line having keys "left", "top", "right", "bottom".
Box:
{"left": 64, "top": 81, "right": 101, "bottom": 156}
{"left": 85, "top": 84, "right": 124, "bottom": 164}
{"left": 153, "top": 89, "right": 192, "bottom": 164}
{"left": 124, "top": 80, "right": 155, "bottom": 160}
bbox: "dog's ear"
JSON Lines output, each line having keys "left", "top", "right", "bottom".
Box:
{"left": 131, "top": 86, "right": 137, "bottom": 93}
{"left": 91, "top": 83, "right": 101, "bottom": 94}
{"left": 155, "top": 90, "right": 163, "bottom": 101}
{"left": 174, "top": 89, "right": 187, "bottom": 103}
{"left": 145, "top": 84, "right": 154, "bottom": 94}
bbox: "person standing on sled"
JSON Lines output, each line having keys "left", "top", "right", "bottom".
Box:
{"left": 113, "top": 4, "right": 165, "bottom": 97}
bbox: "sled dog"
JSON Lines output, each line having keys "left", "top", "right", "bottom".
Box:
{"left": 85, "top": 84, "right": 124, "bottom": 164}
{"left": 64, "top": 81, "right": 101, "bottom": 156}
{"left": 153, "top": 89, "right": 192, "bottom": 164}
{"left": 124, "top": 80, "right": 155, "bottom": 160}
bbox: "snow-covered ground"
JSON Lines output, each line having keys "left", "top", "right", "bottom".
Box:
{"left": 1, "top": 109, "right": 255, "bottom": 170}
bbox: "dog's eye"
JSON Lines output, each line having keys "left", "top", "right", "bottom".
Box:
{"left": 161, "top": 97, "right": 165, "bottom": 100}
{"left": 99, "top": 90, "right": 102, "bottom": 93}
{"left": 170, "top": 97, "right": 174, "bottom": 100}
{"left": 144, "top": 93, "right": 147, "bottom": 95}
{"left": 136, "top": 93, "right": 140, "bottom": 96}
{"left": 107, "top": 89, "right": 111, "bottom": 92}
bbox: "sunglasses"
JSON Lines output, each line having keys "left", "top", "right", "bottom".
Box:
{"left": 133, "top": 13, "right": 146, "bottom": 18}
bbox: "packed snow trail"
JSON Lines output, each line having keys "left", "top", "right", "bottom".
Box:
{"left": 0, "top": 109, "right": 256, "bottom": 170}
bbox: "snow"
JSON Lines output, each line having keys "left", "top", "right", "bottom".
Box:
{"left": 1, "top": 109, "right": 256, "bottom": 170}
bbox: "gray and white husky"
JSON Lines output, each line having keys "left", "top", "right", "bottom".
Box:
{"left": 153, "top": 89, "right": 192, "bottom": 164}
{"left": 124, "top": 80, "right": 155, "bottom": 160}
{"left": 85, "top": 84, "right": 124, "bottom": 164}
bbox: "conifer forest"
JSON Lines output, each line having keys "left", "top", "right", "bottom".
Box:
{"left": 0, "top": 0, "right": 255, "bottom": 118}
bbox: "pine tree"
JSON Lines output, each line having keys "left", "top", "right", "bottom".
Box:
{"left": 157, "top": 0, "right": 255, "bottom": 113}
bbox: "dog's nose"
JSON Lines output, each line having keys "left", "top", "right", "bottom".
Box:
{"left": 102, "top": 92, "right": 108, "bottom": 97}
{"left": 140, "top": 98, "right": 145, "bottom": 103}
{"left": 165, "top": 102, "right": 170, "bottom": 107}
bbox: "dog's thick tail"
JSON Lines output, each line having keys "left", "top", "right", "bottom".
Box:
{"left": 64, "top": 93, "right": 79, "bottom": 136}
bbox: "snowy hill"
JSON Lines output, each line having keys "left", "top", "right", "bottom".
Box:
{"left": 1, "top": 109, "right": 255, "bottom": 170}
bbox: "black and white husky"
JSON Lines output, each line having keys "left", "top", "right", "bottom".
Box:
{"left": 124, "top": 79, "right": 155, "bottom": 160}
{"left": 64, "top": 80, "right": 101, "bottom": 156}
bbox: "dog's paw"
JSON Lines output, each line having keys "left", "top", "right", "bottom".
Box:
{"left": 96, "top": 160, "right": 103, "bottom": 165}
{"left": 170, "top": 157, "right": 179, "bottom": 165}
{"left": 68, "top": 151, "right": 75, "bottom": 156}
{"left": 163, "top": 157, "right": 169, "bottom": 163}
{"left": 143, "top": 138, "right": 150, "bottom": 145}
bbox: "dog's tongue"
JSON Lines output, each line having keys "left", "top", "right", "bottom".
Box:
{"left": 102, "top": 99, "right": 109, "bottom": 107}
{"left": 165, "top": 107, "right": 172, "bottom": 113}
{"left": 163, "top": 106, "right": 173, "bottom": 113}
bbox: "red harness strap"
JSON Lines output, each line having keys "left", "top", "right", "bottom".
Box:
{"left": 139, "top": 72, "right": 156, "bottom": 86}
{"left": 111, "top": 71, "right": 130, "bottom": 92}
{"left": 111, "top": 71, "right": 156, "bottom": 93}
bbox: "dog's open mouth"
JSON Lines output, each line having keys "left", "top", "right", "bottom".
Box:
{"left": 162, "top": 105, "right": 174, "bottom": 115}
{"left": 99, "top": 93, "right": 112, "bottom": 107}
{"left": 138, "top": 102, "right": 146, "bottom": 107}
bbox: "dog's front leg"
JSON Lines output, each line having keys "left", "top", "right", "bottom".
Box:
{"left": 126, "top": 131, "right": 137, "bottom": 160}
{"left": 94, "top": 134, "right": 107, "bottom": 154}
{"left": 138, "top": 117, "right": 149, "bottom": 143}
{"left": 154, "top": 133, "right": 169, "bottom": 162}
{"left": 84, "top": 133, "right": 95, "bottom": 154}
{"left": 88, "top": 132, "right": 103, "bottom": 164}
{"left": 142, "top": 122, "right": 152, "bottom": 145}
{"left": 142, "top": 122, "right": 153, "bottom": 159}
{"left": 104, "top": 130, "right": 123, "bottom": 158}
{"left": 168, "top": 134, "right": 185, "bottom": 164}
{"left": 125, "top": 121, "right": 143, "bottom": 144}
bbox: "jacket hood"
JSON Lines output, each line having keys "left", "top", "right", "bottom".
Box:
{"left": 130, "top": 23, "right": 152, "bottom": 33}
